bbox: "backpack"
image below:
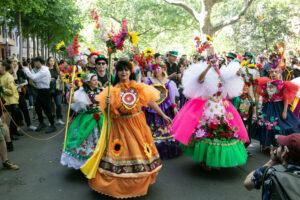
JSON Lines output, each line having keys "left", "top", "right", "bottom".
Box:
{"left": 263, "top": 165, "right": 300, "bottom": 200}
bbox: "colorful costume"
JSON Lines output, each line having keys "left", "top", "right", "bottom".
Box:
{"left": 171, "top": 61, "right": 249, "bottom": 168}
{"left": 252, "top": 77, "right": 300, "bottom": 147}
{"left": 231, "top": 79, "right": 254, "bottom": 148}
{"left": 144, "top": 77, "right": 181, "bottom": 160}
{"left": 81, "top": 81, "right": 162, "bottom": 198}
{"left": 60, "top": 86, "right": 103, "bottom": 169}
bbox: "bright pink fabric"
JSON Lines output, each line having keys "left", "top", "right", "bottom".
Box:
{"left": 223, "top": 99, "right": 249, "bottom": 142}
{"left": 171, "top": 98, "right": 206, "bottom": 145}
{"left": 171, "top": 98, "right": 249, "bottom": 145}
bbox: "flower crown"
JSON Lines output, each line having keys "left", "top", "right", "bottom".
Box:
{"left": 151, "top": 61, "right": 166, "bottom": 71}
{"left": 194, "top": 35, "right": 213, "bottom": 54}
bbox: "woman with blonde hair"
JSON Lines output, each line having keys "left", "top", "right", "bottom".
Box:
{"left": 144, "top": 61, "right": 181, "bottom": 160}
{"left": 47, "top": 57, "right": 64, "bottom": 125}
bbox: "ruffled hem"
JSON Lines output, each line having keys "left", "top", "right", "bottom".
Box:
{"left": 88, "top": 171, "right": 158, "bottom": 199}
{"left": 60, "top": 152, "right": 87, "bottom": 170}
{"left": 180, "top": 139, "right": 248, "bottom": 168}
{"left": 154, "top": 138, "right": 182, "bottom": 160}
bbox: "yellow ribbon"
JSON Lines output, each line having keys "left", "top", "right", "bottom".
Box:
{"left": 80, "top": 113, "right": 111, "bottom": 179}
{"left": 291, "top": 97, "right": 299, "bottom": 112}
{"left": 285, "top": 68, "right": 293, "bottom": 81}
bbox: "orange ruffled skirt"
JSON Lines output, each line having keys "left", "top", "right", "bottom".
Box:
{"left": 88, "top": 112, "right": 162, "bottom": 198}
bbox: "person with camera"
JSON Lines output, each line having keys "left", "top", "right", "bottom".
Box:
{"left": 23, "top": 57, "right": 56, "bottom": 133}
{"left": 244, "top": 133, "right": 300, "bottom": 200}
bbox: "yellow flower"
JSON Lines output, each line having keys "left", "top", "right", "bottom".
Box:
{"left": 111, "top": 139, "right": 123, "bottom": 157}
{"left": 248, "top": 64, "right": 257, "bottom": 68}
{"left": 143, "top": 47, "right": 154, "bottom": 58}
{"left": 56, "top": 41, "right": 65, "bottom": 52}
{"left": 144, "top": 143, "right": 152, "bottom": 159}
{"left": 62, "top": 73, "right": 70, "bottom": 84}
{"left": 128, "top": 31, "right": 139, "bottom": 47}
{"left": 108, "top": 33, "right": 113, "bottom": 37}
{"left": 241, "top": 61, "right": 248, "bottom": 67}
{"left": 85, "top": 43, "right": 91, "bottom": 46}
{"left": 206, "top": 35, "right": 213, "bottom": 41}
{"left": 75, "top": 72, "right": 83, "bottom": 79}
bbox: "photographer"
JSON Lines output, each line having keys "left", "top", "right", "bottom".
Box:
{"left": 244, "top": 134, "right": 300, "bottom": 200}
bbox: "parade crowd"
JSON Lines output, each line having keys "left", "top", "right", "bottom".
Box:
{"left": 1, "top": 43, "right": 300, "bottom": 199}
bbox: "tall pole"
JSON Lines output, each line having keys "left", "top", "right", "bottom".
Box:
{"left": 4, "top": 6, "right": 9, "bottom": 59}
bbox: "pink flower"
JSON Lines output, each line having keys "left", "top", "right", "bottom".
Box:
{"left": 273, "top": 121, "right": 278, "bottom": 126}
{"left": 212, "top": 119, "right": 220, "bottom": 125}
{"left": 195, "top": 129, "right": 207, "bottom": 138}
{"left": 267, "top": 126, "right": 272, "bottom": 130}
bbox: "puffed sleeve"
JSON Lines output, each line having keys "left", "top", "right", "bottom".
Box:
{"left": 136, "top": 82, "right": 160, "bottom": 107}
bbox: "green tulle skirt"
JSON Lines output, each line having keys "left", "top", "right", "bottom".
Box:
{"left": 65, "top": 113, "right": 104, "bottom": 153}
{"left": 180, "top": 138, "right": 248, "bottom": 168}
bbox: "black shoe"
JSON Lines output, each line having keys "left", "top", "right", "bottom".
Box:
{"left": 6, "top": 142, "right": 14, "bottom": 152}
{"left": 36, "top": 123, "right": 46, "bottom": 132}
{"left": 11, "top": 135, "right": 19, "bottom": 140}
{"left": 45, "top": 125, "right": 57, "bottom": 134}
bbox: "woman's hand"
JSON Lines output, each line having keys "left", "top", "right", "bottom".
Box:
{"left": 163, "top": 115, "right": 172, "bottom": 124}
{"left": 282, "top": 111, "right": 287, "bottom": 120}
{"left": 173, "top": 107, "right": 178, "bottom": 115}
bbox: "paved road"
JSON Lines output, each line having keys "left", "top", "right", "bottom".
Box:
{"left": 0, "top": 114, "right": 268, "bottom": 200}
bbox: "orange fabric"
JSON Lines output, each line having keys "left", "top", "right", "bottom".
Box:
{"left": 283, "top": 81, "right": 299, "bottom": 104}
{"left": 89, "top": 171, "right": 158, "bottom": 198}
{"left": 91, "top": 81, "right": 161, "bottom": 198}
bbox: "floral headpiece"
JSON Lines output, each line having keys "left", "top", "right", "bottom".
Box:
{"left": 194, "top": 35, "right": 213, "bottom": 54}
{"left": 151, "top": 61, "right": 166, "bottom": 72}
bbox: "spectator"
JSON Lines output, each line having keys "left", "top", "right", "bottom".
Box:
{"left": 0, "top": 117, "right": 19, "bottom": 170}
{"left": 292, "top": 57, "right": 300, "bottom": 78}
{"left": 244, "top": 134, "right": 300, "bottom": 200}
{"left": 87, "top": 52, "right": 99, "bottom": 73}
{"left": 0, "top": 60, "right": 20, "bottom": 144}
{"left": 47, "top": 57, "right": 64, "bottom": 125}
{"left": 166, "top": 50, "right": 180, "bottom": 85}
{"left": 154, "top": 53, "right": 163, "bottom": 63}
{"left": 23, "top": 57, "right": 56, "bottom": 133}
{"left": 226, "top": 52, "right": 237, "bottom": 64}
{"left": 95, "top": 55, "right": 115, "bottom": 89}
{"left": 13, "top": 61, "right": 37, "bottom": 131}
{"left": 260, "top": 53, "right": 277, "bottom": 77}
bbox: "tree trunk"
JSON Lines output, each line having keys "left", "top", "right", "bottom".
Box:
{"left": 33, "top": 35, "right": 36, "bottom": 57}
{"left": 37, "top": 36, "right": 40, "bottom": 56}
{"left": 47, "top": 33, "right": 50, "bottom": 58}
{"left": 18, "top": 12, "right": 23, "bottom": 60}
{"left": 41, "top": 39, "right": 44, "bottom": 58}
{"left": 164, "top": 0, "right": 254, "bottom": 36}
{"left": 26, "top": 35, "right": 30, "bottom": 59}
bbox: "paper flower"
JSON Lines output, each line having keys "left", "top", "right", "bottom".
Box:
{"left": 206, "top": 35, "right": 213, "bottom": 41}
{"left": 143, "top": 47, "right": 154, "bottom": 58}
{"left": 128, "top": 31, "right": 139, "bottom": 47}
{"left": 56, "top": 41, "right": 65, "bottom": 53}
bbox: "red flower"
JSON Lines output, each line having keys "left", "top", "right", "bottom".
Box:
{"left": 218, "top": 83, "right": 223, "bottom": 87}
{"left": 216, "top": 91, "right": 222, "bottom": 96}
{"left": 93, "top": 113, "right": 100, "bottom": 122}
{"left": 208, "top": 124, "right": 218, "bottom": 130}
{"left": 194, "top": 36, "right": 199, "bottom": 40}
{"left": 208, "top": 133, "right": 214, "bottom": 139}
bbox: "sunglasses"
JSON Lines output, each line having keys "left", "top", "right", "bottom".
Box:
{"left": 97, "top": 62, "right": 106, "bottom": 65}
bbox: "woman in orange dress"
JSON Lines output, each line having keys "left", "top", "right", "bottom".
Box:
{"left": 81, "top": 59, "right": 172, "bottom": 198}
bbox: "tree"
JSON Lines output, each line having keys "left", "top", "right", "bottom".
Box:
{"left": 163, "top": 0, "right": 254, "bottom": 36}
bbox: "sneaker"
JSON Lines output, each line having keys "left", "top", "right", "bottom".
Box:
{"left": 57, "top": 119, "right": 65, "bottom": 125}
{"left": 36, "top": 123, "right": 46, "bottom": 132}
{"left": 28, "top": 125, "right": 37, "bottom": 131}
{"left": 45, "top": 125, "right": 57, "bottom": 134}
{"left": 3, "top": 160, "right": 19, "bottom": 170}
{"left": 28, "top": 106, "right": 34, "bottom": 110}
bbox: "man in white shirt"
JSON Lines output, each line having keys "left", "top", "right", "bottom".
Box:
{"left": 23, "top": 57, "right": 56, "bottom": 133}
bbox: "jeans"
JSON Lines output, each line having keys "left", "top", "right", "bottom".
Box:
{"left": 51, "top": 93, "right": 62, "bottom": 119}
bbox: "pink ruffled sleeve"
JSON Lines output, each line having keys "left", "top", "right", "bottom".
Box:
{"left": 283, "top": 81, "right": 299, "bottom": 104}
